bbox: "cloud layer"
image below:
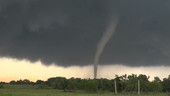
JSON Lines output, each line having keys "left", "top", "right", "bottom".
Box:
{"left": 0, "top": 0, "right": 170, "bottom": 66}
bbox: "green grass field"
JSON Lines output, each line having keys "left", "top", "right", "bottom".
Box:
{"left": 0, "top": 84, "right": 167, "bottom": 96}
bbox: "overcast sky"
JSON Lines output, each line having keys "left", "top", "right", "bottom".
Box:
{"left": 1, "top": 0, "right": 170, "bottom": 81}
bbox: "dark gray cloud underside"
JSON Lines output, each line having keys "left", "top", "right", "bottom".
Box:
{"left": 0, "top": 0, "right": 170, "bottom": 66}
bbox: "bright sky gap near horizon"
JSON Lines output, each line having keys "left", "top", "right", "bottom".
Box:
{"left": 1, "top": 0, "right": 170, "bottom": 82}
{"left": 1, "top": 57, "right": 170, "bottom": 82}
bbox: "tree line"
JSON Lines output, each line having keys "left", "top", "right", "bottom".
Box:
{"left": 5, "top": 74, "right": 170, "bottom": 93}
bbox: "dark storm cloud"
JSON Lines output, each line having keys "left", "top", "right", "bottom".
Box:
{"left": 0, "top": 0, "right": 170, "bottom": 66}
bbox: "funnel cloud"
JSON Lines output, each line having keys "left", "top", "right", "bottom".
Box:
{"left": 94, "top": 17, "right": 118, "bottom": 78}
{"left": 0, "top": 0, "right": 170, "bottom": 67}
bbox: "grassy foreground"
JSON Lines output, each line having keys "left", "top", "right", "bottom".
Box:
{"left": 0, "top": 84, "right": 167, "bottom": 96}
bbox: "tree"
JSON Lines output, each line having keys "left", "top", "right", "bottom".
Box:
{"left": 162, "top": 76, "right": 170, "bottom": 92}
{"left": 46, "top": 77, "right": 56, "bottom": 88}
{"left": 0, "top": 83, "right": 3, "bottom": 88}
{"left": 114, "top": 75, "right": 125, "bottom": 92}
{"left": 138, "top": 74, "right": 150, "bottom": 92}
{"left": 47, "top": 77, "right": 68, "bottom": 91}
{"left": 37, "top": 83, "right": 48, "bottom": 89}
{"left": 154, "top": 76, "right": 161, "bottom": 82}
{"left": 66, "top": 77, "right": 77, "bottom": 91}
{"left": 23, "top": 79, "right": 31, "bottom": 85}
{"left": 9, "top": 80, "right": 16, "bottom": 84}
{"left": 124, "top": 74, "right": 138, "bottom": 92}
{"left": 149, "top": 81, "right": 162, "bottom": 92}
{"left": 96, "top": 78, "right": 113, "bottom": 91}
{"left": 85, "top": 79, "right": 97, "bottom": 92}
{"left": 36, "top": 80, "right": 45, "bottom": 85}
{"left": 35, "top": 80, "right": 48, "bottom": 89}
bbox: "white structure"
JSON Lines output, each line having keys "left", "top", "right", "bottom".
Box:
{"left": 114, "top": 79, "right": 117, "bottom": 94}
{"left": 138, "top": 80, "right": 140, "bottom": 95}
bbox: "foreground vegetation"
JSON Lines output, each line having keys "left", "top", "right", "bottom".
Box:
{"left": 5, "top": 74, "right": 169, "bottom": 92}
{"left": 0, "top": 84, "right": 167, "bottom": 96}
{"left": 1, "top": 74, "right": 170, "bottom": 96}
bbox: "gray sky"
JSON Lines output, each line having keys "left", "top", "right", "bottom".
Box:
{"left": 1, "top": 0, "right": 170, "bottom": 67}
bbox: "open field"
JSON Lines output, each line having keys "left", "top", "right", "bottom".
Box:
{"left": 0, "top": 84, "right": 167, "bottom": 96}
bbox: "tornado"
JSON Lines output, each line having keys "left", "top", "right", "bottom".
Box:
{"left": 94, "top": 17, "right": 118, "bottom": 79}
